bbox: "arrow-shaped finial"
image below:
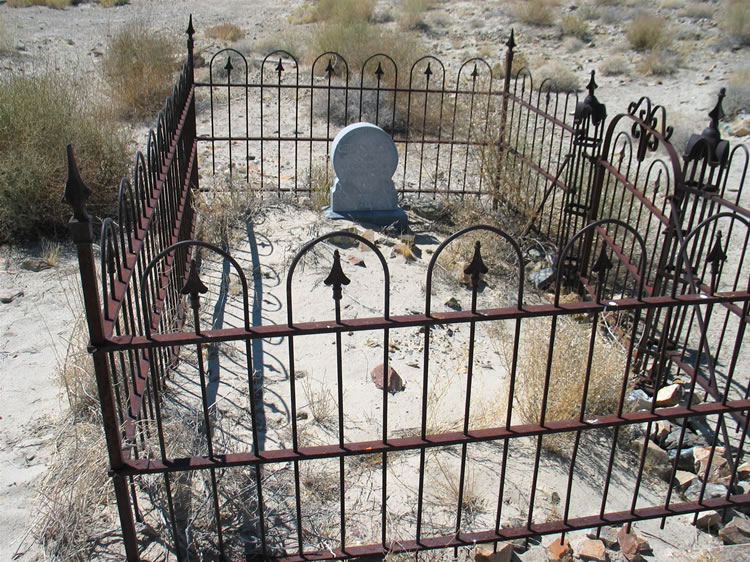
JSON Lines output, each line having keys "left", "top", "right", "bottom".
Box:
{"left": 186, "top": 14, "right": 195, "bottom": 38}
{"left": 62, "top": 144, "right": 92, "bottom": 222}
{"left": 706, "top": 231, "right": 727, "bottom": 277}
{"left": 464, "top": 241, "right": 489, "bottom": 291}
{"left": 324, "top": 249, "right": 351, "bottom": 303}
{"left": 181, "top": 259, "right": 208, "bottom": 310}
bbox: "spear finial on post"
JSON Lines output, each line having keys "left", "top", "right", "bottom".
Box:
{"left": 62, "top": 144, "right": 92, "bottom": 223}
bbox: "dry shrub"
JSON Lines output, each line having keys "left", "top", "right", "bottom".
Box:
{"left": 679, "top": 2, "right": 715, "bottom": 19}
{"left": 0, "top": 72, "right": 130, "bottom": 242}
{"left": 724, "top": 67, "right": 750, "bottom": 116}
{"left": 398, "top": 0, "right": 433, "bottom": 30}
{"left": 599, "top": 54, "right": 629, "bottom": 76}
{"left": 308, "top": 20, "right": 423, "bottom": 73}
{"left": 291, "top": 0, "right": 376, "bottom": 25}
{"left": 7, "top": 0, "right": 73, "bottom": 7}
{"left": 194, "top": 176, "right": 257, "bottom": 248}
{"left": 205, "top": 23, "right": 245, "bottom": 43}
{"left": 34, "top": 421, "right": 114, "bottom": 559}
{"left": 535, "top": 62, "right": 581, "bottom": 92}
{"left": 101, "top": 21, "right": 180, "bottom": 121}
{"left": 305, "top": 163, "right": 333, "bottom": 209}
{"left": 477, "top": 129, "right": 537, "bottom": 227}
{"left": 627, "top": 13, "right": 670, "bottom": 51}
{"left": 512, "top": 316, "right": 627, "bottom": 454}
{"left": 34, "top": 315, "right": 116, "bottom": 559}
{"left": 433, "top": 458, "right": 485, "bottom": 516}
{"left": 640, "top": 48, "right": 681, "bottom": 76}
{"left": 514, "top": 0, "right": 557, "bottom": 27}
{"left": 560, "top": 15, "right": 591, "bottom": 41}
{"left": 722, "top": 0, "right": 750, "bottom": 44}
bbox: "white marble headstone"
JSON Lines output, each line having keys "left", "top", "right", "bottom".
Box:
{"left": 330, "top": 122, "right": 399, "bottom": 212}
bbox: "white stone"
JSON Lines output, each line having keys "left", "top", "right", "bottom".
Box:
{"left": 329, "top": 122, "right": 399, "bottom": 213}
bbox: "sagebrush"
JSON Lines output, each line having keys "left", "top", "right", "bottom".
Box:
{"left": 101, "top": 21, "right": 179, "bottom": 121}
{"left": 0, "top": 72, "right": 129, "bottom": 241}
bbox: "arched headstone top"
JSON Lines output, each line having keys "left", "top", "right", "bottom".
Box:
{"left": 331, "top": 122, "right": 399, "bottom": 182}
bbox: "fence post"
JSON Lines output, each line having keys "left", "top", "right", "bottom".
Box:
{"left": 185, "top": 15, "right": 200, "bottom": 205}
{"left": 493, "top": 30, "right": 515, "bottom": 210}
{"left": 63, "top": 145, "right": 140, "bottom": 562}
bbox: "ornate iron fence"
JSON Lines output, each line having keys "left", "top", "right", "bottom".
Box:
{"left": 64, "top": 17, "right": 750, "bottom": 561}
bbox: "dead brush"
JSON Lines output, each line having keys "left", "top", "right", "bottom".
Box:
{"left": 33, "top": 316, "right": 116, "bottom": 559}
{"left": 301, "top": 376, "right": 337, "bottom": 427}
{"left": 305, "top": 163, "right": 333, "bottom": 210}
{"left": 513, "top": 0, "right": 558, "bottom": 27}
{"left": 101, "top": 20, "right": 180, "bottom": 121}
{"left": 33, "top": 420, "right": 115, "bottom": 560}
{"left": 205, "top": 23, "right": 245, "bottom": 43}
{"left": 432, "top": 458, "right": 486, "bottom": 518}
{"left": 506, "top": 315, "right": 628, "bottom": 454}
{"left": 194, "top": 176, "right": 257, "bottom": 249}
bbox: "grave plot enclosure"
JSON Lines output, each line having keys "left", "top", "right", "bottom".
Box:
{"left": 65, "top": 19, "right": 750, "bottom": 561}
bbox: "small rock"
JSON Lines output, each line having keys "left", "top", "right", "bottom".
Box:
{"left": 390, "top": 243, "right": 416, "bottom": 260}
{"left": 21, "top": 258, "right": 52, "bottom": 272}
{"left": 674, "top": 470, "right": 698, "bottom": 492}
{"left": 664, "top": 429, "right": 694, "bottom": 451}
{"left": 359, "top": 229, "right": 376, "bottom": 250}
{"left": 444, "top": 296, "right": 462, "bottom": 310}
{"left": 546, "top": 536, "right": 572, "bottom": 562}
{"left": 617, "top": 527, "right": 651, "bottom": 561}
{"left": 731, "top": 122, "right": 750, "bottom": 137}
{"left": 737, "top": 462, "right": 750, "bottom": 481}
{"left": 455, "top": 260, "right": 472, "bottom": 286}
{"left": 576, "top": 538, "right": 606, "bottom": 561}
{"left": 0, "top": 290, "right": 24, "bottom": 304}
{"left": 682, "top": 479, "right": 727, "bottom": 503}
{"left": 719, "top": 516, "right": 750, "bottom": 545}
{"left": 370, "top": 363, "right": 404, "bottom": 393}
{"left": 587, "top": 526, "right": 618, "bottom": 548}
{"left": 529, "top": 267, "right": 556, "bottom": 290}
{"left": 328, "top": 227, "right": 359, "bottom": 248}
{"left": 631, "top": 439, "right": 669, "bottom": 468}
{"left": 297, "top": 412, "right": 309, "bottom": 421}
{"left": 694, "top": 447, "right": 731, "bottom": 485}
{"left": 347, "top": 255, "right": 366, "bottom": 267}
{"left": 627, "top": 389, "right": 652, "bottom": 411}
{"left": 655, "top": 383, "right": 683, "bottom": 407}
{"left": 695, "top": 510, "right": 721, "bottom": 533}
{"left": 668, "top": 447, "right": 696, "bottom": 471}
{"left": 474, "top": 542, "right": 513, "bottom": 562}
{"left": 652, "top": 420, "right": 673, "bottom": 446}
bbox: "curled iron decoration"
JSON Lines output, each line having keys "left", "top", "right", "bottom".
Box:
{"left": 627, "top": 96, "right": 674, "bottom": 162}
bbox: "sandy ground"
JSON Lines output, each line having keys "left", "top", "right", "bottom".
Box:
{"left": 1, "top": 0, "right": 749, "bottom": 560}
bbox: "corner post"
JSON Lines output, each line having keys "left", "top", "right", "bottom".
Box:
{"left": 494, "top": 29, "right": 516, "bottom": 210}
{"left": 63, "top": 145, "right": 140, "bottom": 562}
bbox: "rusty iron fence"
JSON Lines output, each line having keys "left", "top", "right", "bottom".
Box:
{"left": 64, "top": 17, "right": 750, "bottom": 561}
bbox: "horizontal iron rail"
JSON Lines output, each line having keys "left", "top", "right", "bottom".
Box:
{"left": 277, "top": 494, "right": 750, "bottom": 561}
{"left": 102, "top": 291, "right": 749, "bottom": 353}
{"left": 119, "top": 399, "right": 750, "bottom": 474}
{"left": 194, "top": 82, "right": 505, "bottom": 98}
{"left": 196, "top": 135, "right": 497, "bottom": 147}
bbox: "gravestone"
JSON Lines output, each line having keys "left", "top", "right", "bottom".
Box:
{"left": 325, "top": 122, "right": 408, "bottom": 231}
